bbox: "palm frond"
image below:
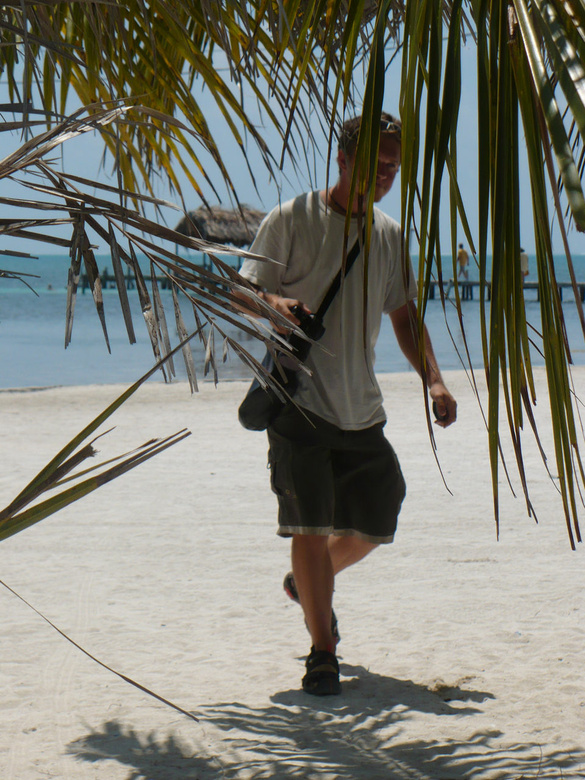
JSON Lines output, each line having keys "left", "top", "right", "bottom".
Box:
{"left": 0, "top": 341, "right": 194, "bottom": 543}
{"left": 398, "top": 0, "right": 585, "bottom": 544}
{"left": 2, "top": 1, "right": 585, "bottom": 546}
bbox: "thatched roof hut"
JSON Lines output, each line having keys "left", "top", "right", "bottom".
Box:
{"left": 175, "top": 205, "right": 266, "bottom": 247}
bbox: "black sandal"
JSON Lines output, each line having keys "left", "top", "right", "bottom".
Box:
{"left": 302, "top": 647, "right": 341, "bottom": 696}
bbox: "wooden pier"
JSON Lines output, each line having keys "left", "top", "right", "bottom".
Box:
{"left": 80, "top": 257, "right": 244, "bottom": 294}
{"left": 438, "top": 279, "right": 585, "bottom": 302}
{"left": 82, "top": 269, "right": 585, "bottom": 303}
{"left": 80, "top": 261, "right": 214, "bottom": 293}
{"left": 80, "top": 269, "right": 174, "bottom": 293}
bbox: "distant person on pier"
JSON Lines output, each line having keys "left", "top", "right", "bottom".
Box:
{"left": 457, "top": 243, "right": 469, "bottom": 280}
{"left": 520, "top": 248, "right": 529, "bottom": 278}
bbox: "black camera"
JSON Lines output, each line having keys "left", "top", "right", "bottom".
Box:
{"left": 285, "top": 304, "right": 325, "bottom": 363}
{"left": 290, "top": 304, "right": 326, "bottom": 341}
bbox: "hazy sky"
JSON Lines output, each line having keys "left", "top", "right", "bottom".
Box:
{"left": 1, "top": 42, "right": 581, "bottom": 260}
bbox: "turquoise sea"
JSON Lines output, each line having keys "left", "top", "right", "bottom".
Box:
{"left": 1, "top": 251, "right": 585, "bottom": 389}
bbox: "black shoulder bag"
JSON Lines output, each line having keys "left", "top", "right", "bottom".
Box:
{"left": 238, "top": 232, "right": 363, "bottom": 431}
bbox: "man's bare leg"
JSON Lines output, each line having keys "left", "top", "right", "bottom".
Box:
{"left": 291, "top": 534, "right": 335, "bottom": 651}
{"left": 291, "top": 534, "right": 379, "bottom": 651}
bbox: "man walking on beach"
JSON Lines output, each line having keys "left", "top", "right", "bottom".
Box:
{"left": 237, "top": 112, "right": 457, "bottom": 696}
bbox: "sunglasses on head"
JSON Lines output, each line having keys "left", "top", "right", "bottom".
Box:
{"left": 380, "top": 119, "right": 401, "bottom": 139}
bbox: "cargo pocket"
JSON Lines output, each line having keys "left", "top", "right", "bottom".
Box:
{"left": 267, "top": 436, "right": 297, "bottom": 500}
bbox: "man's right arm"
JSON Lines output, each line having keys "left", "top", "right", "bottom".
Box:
{"left": 234, "top": 202, "right": 311, "bottom": 332}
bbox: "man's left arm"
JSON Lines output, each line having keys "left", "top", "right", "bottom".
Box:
{"left": 389, "top": 300, "right": 457, "bottom": 428}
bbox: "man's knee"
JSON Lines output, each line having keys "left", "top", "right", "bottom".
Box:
{"left": 331, "top": 535, "right": 378, "bottom": 552}
{"left": 328, "top": 534, "right": 379, "bottom": 572}
{"left": 292, "top": 533, "right": 330, "bottom": 552}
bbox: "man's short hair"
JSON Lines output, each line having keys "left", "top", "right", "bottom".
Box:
{"left": 338, "top": 112, "right": 402, "bottom": 156}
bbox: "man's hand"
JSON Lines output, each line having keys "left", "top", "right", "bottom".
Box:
{"left": 429, "top": 382, "right": 457, "bottom": 428}
{"left": 260, "top": 292, "right": 311, "bottom": 334}
{"left": 233, "top": 286, "right": 311, "bottom": 334}
{"left": 390, "top": 302, "right": 457, "bottom": 429}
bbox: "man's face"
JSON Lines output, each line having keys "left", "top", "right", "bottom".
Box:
{"left": 372, "top": 134, "right": 401, "bottom": 201}
{"left": 339, "top": 133, "right": 401, "bottom": 203}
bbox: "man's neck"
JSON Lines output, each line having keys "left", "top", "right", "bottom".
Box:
{"left": 322, "top": 185, "right": 364, "bottom": 216}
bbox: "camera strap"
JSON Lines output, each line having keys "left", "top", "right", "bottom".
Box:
{"left": 314, "top": 226, "right": 366, "bottom": 323}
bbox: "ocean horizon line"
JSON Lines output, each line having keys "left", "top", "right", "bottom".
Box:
{"left": 2, "top": 251, "right": 585, "bottom": 389}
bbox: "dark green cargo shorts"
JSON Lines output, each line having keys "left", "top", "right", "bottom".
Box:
{"left": 267, "top": 404, "right": 406, "bottom": 544}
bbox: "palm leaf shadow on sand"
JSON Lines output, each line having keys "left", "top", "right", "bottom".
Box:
{"left": 67, "top": 668, "right": 583, "bottom": 779}
{"left": 68, "top": 721, "right": 208, "bottom": 779}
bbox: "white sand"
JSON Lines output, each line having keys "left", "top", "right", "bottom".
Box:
{"left": 1, "top": 368, "right": 584, "bottom": 779}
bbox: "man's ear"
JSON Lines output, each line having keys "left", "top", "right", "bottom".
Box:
{"left": 337, "top": 148, "right": 348, "bottom": 172}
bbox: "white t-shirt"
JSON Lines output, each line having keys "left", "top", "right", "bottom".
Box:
{"left": 239, "top": 191, "right": 417, "bottom": 429}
